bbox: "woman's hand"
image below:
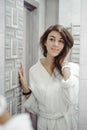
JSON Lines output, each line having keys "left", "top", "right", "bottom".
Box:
{"left": 61, "top": 49, "right": 71, "bottom": 80}
{"left": 19, "top": 64, "right": 28, "bottom": 91}
{"left": 19, "top": 64, "right": 31, "bottom": 98}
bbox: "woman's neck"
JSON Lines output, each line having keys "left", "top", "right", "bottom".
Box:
{"left": 44, "top": 55, "right": 55, "bottom": 70}
{"left": 40, "top": 55, "right": 55, "bottom": 75}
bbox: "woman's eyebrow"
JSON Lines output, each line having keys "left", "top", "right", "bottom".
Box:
{"left": 49, "top": 35, "right": 64, "bottom": 40}
{"left": 59, "top": 37, "right": 63, "bottom": 40}
{"left": 49, "top": 35, "right": 55, "bottom": 38}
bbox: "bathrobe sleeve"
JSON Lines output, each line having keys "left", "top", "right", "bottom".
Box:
{"left": 24, "top": 68, "right": 39, "bottom": 115}
{"left": 61, "top": 62, "right": 79, "bottom": 104}
{"left": 61, "top": 63, "right": 79, "bottom": 130}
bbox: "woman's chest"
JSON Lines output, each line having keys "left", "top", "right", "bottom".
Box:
{"left": 36, "top": 76, "right": 62, "bottom": 94}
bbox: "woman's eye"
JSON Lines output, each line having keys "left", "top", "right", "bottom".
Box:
{"left": 49, "top": 38, "right": 55, "bottom": 41}
{"left": 58, "top": 40, "right": 64, "bottom": 43}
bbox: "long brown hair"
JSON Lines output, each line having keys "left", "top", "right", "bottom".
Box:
{"left": 40, "top": 24, "right": 74, "bottom": 76}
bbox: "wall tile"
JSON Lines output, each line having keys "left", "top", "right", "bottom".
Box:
{"left": 81, "top": 0, "right": 87, "bottom": 33}
{"left": 79, "top": 79, "right": 87, "bottom": 125}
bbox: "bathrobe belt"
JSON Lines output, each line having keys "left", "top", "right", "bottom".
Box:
{"left": 38, "top": 111, "right": 70, "bottom": 130}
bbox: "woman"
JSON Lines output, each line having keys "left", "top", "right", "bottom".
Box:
{"left": 19, "top": 24, "right": 79, "bottom": 130}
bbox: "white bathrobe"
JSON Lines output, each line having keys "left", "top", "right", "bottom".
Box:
{"left": 24, "top": 60, "right": 79, "bottom": 130}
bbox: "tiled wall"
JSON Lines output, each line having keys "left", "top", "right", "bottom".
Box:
{"left": 0, "top": 0, "right": 40, "bottom": 117}
{"left": 0, "top": 0, "right": 5, "bottom": 95}
{"left": 79, "top": 0, "right": 87, "bottom": 129}
{"left": 4, "top": 0, "right": 24, "bottom": 115}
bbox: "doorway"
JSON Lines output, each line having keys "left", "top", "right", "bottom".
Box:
{"left": 23, "top": 1, "right": 39, "bottom": 83}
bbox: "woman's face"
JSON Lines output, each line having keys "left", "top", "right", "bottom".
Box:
{"left": 45, "top": 31, "right": 64, "bottom": 58}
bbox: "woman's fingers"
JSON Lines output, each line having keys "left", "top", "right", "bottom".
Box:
{"left": 18, "top": 71, "right": 22, "bottom": 79}
{"left": 21, "top": 64, "right": 26, "bottom": 77}
{"left": 18, "top": 64, "right": 28, "bottom": 88}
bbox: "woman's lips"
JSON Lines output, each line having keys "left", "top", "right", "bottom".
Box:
{"left": 51, "top": 48, "right": 59, "bottom": 52}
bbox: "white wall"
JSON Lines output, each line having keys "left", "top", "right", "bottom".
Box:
{"left": 79, "top": 0, "right": 87, "bottom": 130}
{"left": 59, "top": 0, "right": 72, "bottom": 27}
{"left": 71, "top": 0, "right": 80, "bottom": 25}
{"left": 59, "top": 0, "right": 80, "bottom": 27}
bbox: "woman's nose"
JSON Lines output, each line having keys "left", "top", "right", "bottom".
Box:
{"left": 54, "top": 41, "right": 58, "bottom": 46}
